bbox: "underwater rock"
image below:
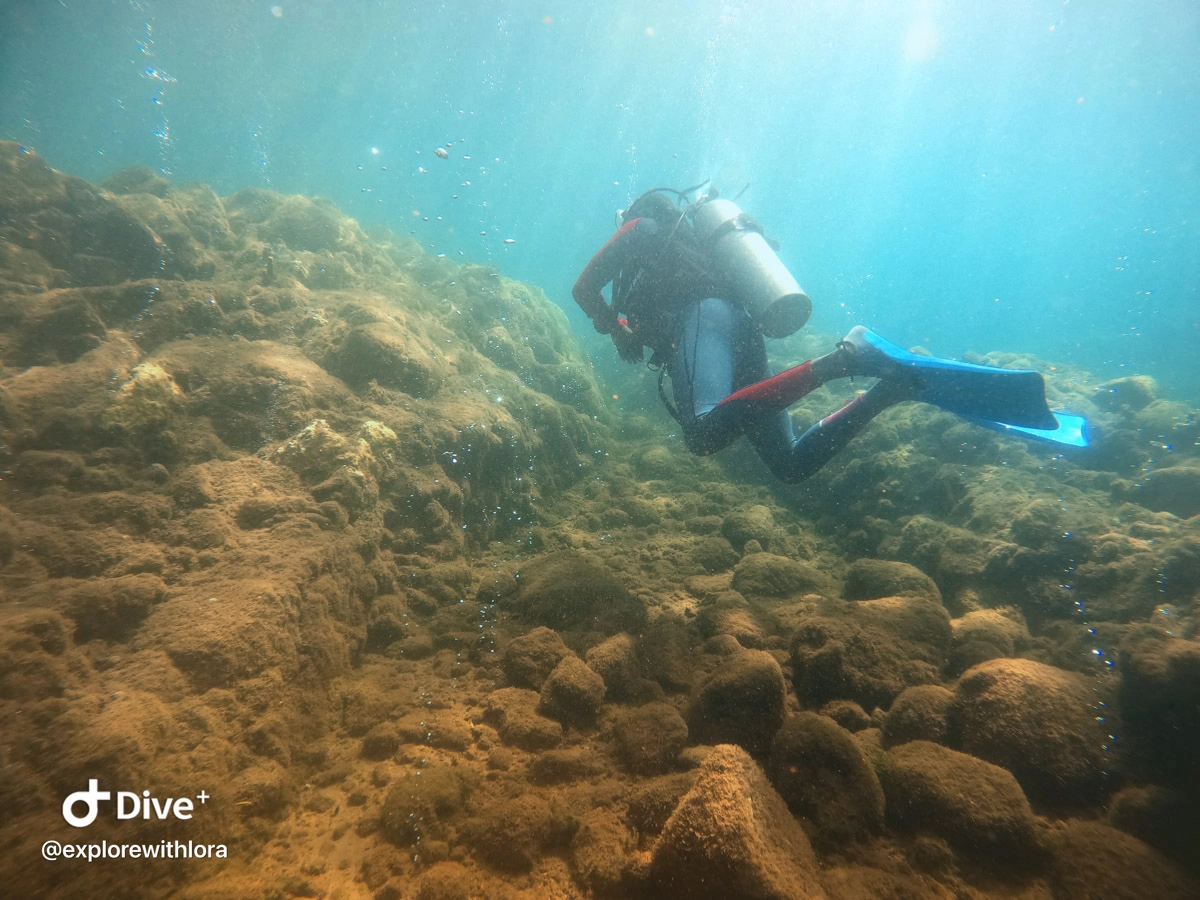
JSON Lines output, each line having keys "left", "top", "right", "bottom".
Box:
{"left": 584, "top": 632, "right": 640, "bottom": 699}
{"left": 692, "top": 534, "right": 741, "bottom": 573}
{"left": 688, "top": 647, "right": 786, "bottom": 757}
{"left": 817, "top": 700, "right": 872, "bottom": 732}
{"left": 878, "top": 740, "right": 1044, "bottom": 866}
{"left": 461, "top": 792, "right": 554, "bottom": 873}
{"left": 538, "top": 654, "right": 607, "bottom": 725}
{"left": 569, "top": 805, "right": 638, "bottom": 896}
{"left": 696, "top": 591, "right": 768, "bottom": 648}
{"left": 258, "top": 194, "right": 345, "bottom": 253}
{"left": 378, "top": 766, "right": 471, "bottom": 847}
{"left": 880, "top": 684, "right": 954, "bottom": 749}
{"left": 722, "top": 504, "right": 775, "bottom": 551}
{"left": 841, "top": 557, "right": 942, "bottom": 604}
{"left": 1094, "top": 374, "right": 1158, "bottom": 412}
{"left": 625, "top": 773, "right": 698, "bottom": 839}
{"left": 639, "top": 614, "right": 697, "bottom": 692}
{"left": 61, "top": 573, "right": 167, "bottom": 643}
{"left": 948, "top": 607, "right": 1030, "bottom": 675}
{"left": 891, "top": 514, "right": 997, "bottom": 598}
{"left": 768, "top": 713, "right": 885, "bottom": 850}
{"left": 646, "top": 743, "right": 826, "bottom": 899}
{"left": 326, "top": 322, "right": 440, "bottom": 397}
{"left": 501, "top": 625, "right": 571, "bottom": 690}
{"left": 505, "top": 550, "right": 646, "bottom": 633}
{"left": 1131, "top": 461, "right": 1200, "bottom": 520}
{"left": 790, "top": 596, "right": 951, "bottom": 709}
{"left": 100, "top": 165, "right": 171, "bottom": 197}
{"left": 731, "top": 551, "right": 835, "bottom": 599}
{"left": 359, "top": 723, "right": 401, "bottom": 760}
{"left": 947, "top": 658, "right": 1109, "bottom": 805}
{"left": 527, "top": 746, "right": 607, "bottom": 785}
{"left": 482, "top": 687, "right": 563, "bottom": 751}
{"left": 614, "top": 701, "right": 689, "bottom": 775}
{"left": 1107, "top": 784, "right": 1200, "bottom": 874}
{"left": 1117, "top": 633, "right": 1200, "bottom": 795}
{"left": 412, "top": 861, "right": 475, "bottom": 900}
{"left": 1044, "top": 819, "right": 1197, "bottom": 900}
{"left": 634, "top": 444, "right": 677, "bottom": 480}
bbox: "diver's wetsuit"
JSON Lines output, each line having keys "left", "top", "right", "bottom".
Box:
{"left": 573, "top": 215, "right": 904, "bottom": 484}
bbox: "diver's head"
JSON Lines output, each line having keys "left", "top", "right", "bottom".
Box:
{"left": 622, "top": 190, "right": 678, "bottom": 225}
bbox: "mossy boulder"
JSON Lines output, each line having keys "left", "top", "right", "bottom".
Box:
{"left": 790, "top": 596, "right": 951, "bottom": 709}
{"left": 504, "top": 550, "right": 646, "bottom": 633}
{"left": 614, "top": 702, "right": 690, "bottom": 775}
{"left": 731, "top": 552, "right": 834, "bottom": 599}
{"left": 842, "top": 558, "right": 941, "bottom": 604}
{"left": 688, "top": 648, "right": 786, "bottom": 757}
{"left": 768, "top": 713, "right": 885, "bottom": 849}
{"left": 538, "top": 654, "right": 606, "bottom": 725}
{"left": 502, "top": 625, "right": 571, "bottom": 690}
{"left": 879, "top": 740, "right": 1043, "bottom": 865}
{"left": 646, "top": 744, "right": 824, "bottom": 899}
{"left": 947, "top": 658, "right": 1109, "bottom": 805}
{"left": 880, "top": 684, "right": 954, "bottom": 749}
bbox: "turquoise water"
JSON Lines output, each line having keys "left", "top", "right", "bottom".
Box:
{"left": 2, "top": 0, "right": 1197, "bottom": 394}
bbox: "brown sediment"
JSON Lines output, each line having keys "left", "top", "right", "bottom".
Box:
{"left": 1, "top": 142, "right": 1198, "bottom": 898}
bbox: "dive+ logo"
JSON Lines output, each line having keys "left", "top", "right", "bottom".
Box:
{"left": 62, "top": 780, "right": 210, "bottom": 827}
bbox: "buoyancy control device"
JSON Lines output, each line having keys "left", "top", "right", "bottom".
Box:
{"left": 687, "top": 194, "right": 812, "bottom": 339}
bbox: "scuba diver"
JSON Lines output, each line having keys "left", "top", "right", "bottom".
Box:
{"left": 572, "top": 185, "right": 1087, "bottom": 484}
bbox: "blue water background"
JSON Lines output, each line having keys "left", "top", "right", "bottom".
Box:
{"left": 2, "top": 1, "right": 1197, "bottom": 397}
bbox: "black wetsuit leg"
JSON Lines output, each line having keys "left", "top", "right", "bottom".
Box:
{"left": 669, "top": 297, "right": 904, "bottom": 484}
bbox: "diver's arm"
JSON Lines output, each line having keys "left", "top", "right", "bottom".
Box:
{"left": 571, "top": 217, "right": 643, "bottom": 334}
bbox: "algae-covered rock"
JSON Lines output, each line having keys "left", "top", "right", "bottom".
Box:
{"left": 693, "top": 534, "right": 741, "bottom": 573}
{"left": 379, "top": 766, "right": 472, "bottom": 847}
{"left": 790, "top": 596, "right": 951, "bottom": 709}
{"left": 505, "top": 550, "right": 646, "bottom": 633}
{"left": 646, "top": 743, "right": 826, "bottom": 899}
{"left": 722, "top": 504, "right": 775, "bottom": 551}
{"left": 696, "top": 592, "right": 768, "bottom": 648}
{"left": 502, "top": 625, "right": 571, "bottom": 690}
{"left": 482, "top": 687, "right": 563, "bottom": 751}
{"left": 614, "top": 702, "right": 689, "bottom": 775}
{"left": 538, "top": 654, "right": 606, "bottom": 725}
{"left": 1045, "top": 819, "right": 1197, "bottom": 900}
{"left": 1118, "top": 633, "right": 1200, "bottom": 794}
{"left": 842, "top": 557, "right": 941, "bottom": 604}
{"left": 818, "top": 699, "right": 872, "bottom": 732}
{"left": 949, "top": 607, "right": 1030, "bottom": 674}
{"left": 461, "top": 792, "right": 554, "bottom": 873}
{"left": 1107, "top": 784, "right": 1200, "bottom": 873}
{"left": 1131, "top": 462, "right": 1200, "bottom": 519}
{"left": 413, "top": 861, "right": 475, "bottom": 900}
{"left": 569, "top": 806, "right": 637, "bottom": 895}
{"left": 880, "top": 684, "right": 954, "bottom": 748}
{"left": 1095, "top": 374, "right": 1158, "bottom": 412}
{"left": 688, "top": 647, "right": 786, "bottom": 757}
{"left": 731, "top": 551, "right": 834, "bottom": 599}
{"left": 584, "top": 632, "right": 640, "bottom": 699}
{"left": 947, "top": 657, "right": 1110, "bottom": 805}
{"left": 768, "top": 713, "right": 885, "bottom": 850}
{"left": 878, "top": 740, "right": 1043, "bottom": 865}
{"left": 61, "top": 573, "right": 167, "bottom": 642}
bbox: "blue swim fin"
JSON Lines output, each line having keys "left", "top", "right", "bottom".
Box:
{"left": 852, "top": 328, "right": 1060, "bottom": 430}
{"left": 966, "top": 412, "right": 1090, "bottom": 448}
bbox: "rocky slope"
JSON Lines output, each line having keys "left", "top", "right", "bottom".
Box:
{"left": 1, "top": 141, "right": 1197, "bottom": 899}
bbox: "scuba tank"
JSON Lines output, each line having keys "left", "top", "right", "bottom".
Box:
{"left": 688, "top": 196, "right": 812, "bottom": 339}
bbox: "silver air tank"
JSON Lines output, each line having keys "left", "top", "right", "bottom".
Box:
{"left": 689, "top": 198, "right": 812, "bottom": 339}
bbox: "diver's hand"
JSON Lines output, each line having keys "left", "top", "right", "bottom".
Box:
{"left": 611, "top": 323, "right": 643, "bottom": 364}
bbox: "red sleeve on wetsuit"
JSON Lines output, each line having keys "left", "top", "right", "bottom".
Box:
{"left": 572, "top": 217, "right": 642, "bottom": 334}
